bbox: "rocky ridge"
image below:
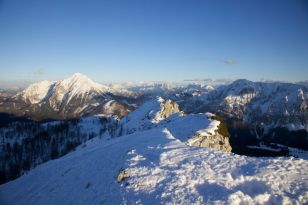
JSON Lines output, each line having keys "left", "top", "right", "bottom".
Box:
{"left": 118, "top": 97, "right": 232, "bottom": 152}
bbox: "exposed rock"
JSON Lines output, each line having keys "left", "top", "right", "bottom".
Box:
{"left": 117, "top": 169, "right": 129, "bottom": 182}
{"left": 189, "top": 132, "right": 232, "bottom": 152}
{"left": 188, "top": 115, "right": 232, "bottom": 152}
{"left": 118, "top": 97, "right": 231, "bottom": 152}
{"left": 102, "top": 100, "right": 131, "bottom": 118}
{"left": 159, "top": 99, "right": 180, "bottom": 118}
{"left": 154, "top": 98, "right": 181, "bottom": 122}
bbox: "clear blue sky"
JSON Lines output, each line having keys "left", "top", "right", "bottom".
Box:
{"left": 0, "top": 0, "right": 308, "bottom": 84}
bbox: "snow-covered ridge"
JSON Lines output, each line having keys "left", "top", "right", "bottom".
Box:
{"left": 0, "top": 95, "right": 306, "bottom": 204}
{"left": 17, "top": 80, "right": 56, "bottom": 104}
{"left": 118, "top": 97, "right": 182, "bottom": 135}
{"left": 117, "top": 97, "right": 232, "bottom": 152}
{"left": 0, "top": 127, "right": 306, "bottom": 204}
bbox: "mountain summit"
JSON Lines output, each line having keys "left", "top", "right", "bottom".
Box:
{"left": 0, "top": 73, "right": 132, "bottom": 120}
{"left": 18, "top": 73, "right": 110, "bottom": 105}
{"left": 46, "top": 73, "right": 110, "bottom": 112}
{"left": 57, "top": 73, "right": 110, "bottom": 95}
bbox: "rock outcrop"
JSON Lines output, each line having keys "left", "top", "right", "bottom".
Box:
{"left": 154, "top": 98, "right": 181, "bottom": 122}
{"left": 188, "top": 115, "right": 232, "bottom": 152}
{"left": 188, "top": 131, "right": 232, "bottom": 152}
{"left": 119, "top": 97, "right": 232, "bottom": 152}
{"left": 117, "top": 169, "right": 129, "bottom": 182}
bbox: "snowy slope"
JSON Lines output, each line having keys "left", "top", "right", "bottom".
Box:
{"left": 17, "top": 80, "right": 55, "bottom": 104}
{"left": 157, "top": 113, "right": 219, "bottom": 142}
{"left": 118, "top": 97, "right": 181, "bottom": 135}
{"left": 0, "top": 128, "right": 307, "bottom": 205}
{"left": 116, "top": 97, "right": 232, "bottom": 152}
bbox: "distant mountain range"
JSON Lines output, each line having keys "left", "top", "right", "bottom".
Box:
{"left": 0, "top": 96, "right": 306, "bottom": 204}
{"left": 0, "top": 73, "right": 307, "bottom": 132}
{"left": 0, "top": 81, "right": 307, "bottom": 204}
{"left": 178, "top": 79, "right": 308, "bottom": 130}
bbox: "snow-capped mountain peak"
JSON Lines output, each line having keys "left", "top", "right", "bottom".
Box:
{"left": 16, "top": 73, "right": 111, "bottom": 106}
{"left": 9, "top": 73, "right": 134, "bottom": 120}
{"left": 58, "top": 73, "right": 110, "bottom": 94}
{"left": 47, "top": 73, "right": 112, "bottom": 112}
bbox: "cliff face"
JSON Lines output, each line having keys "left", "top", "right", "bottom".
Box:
{"left": 188, "top": 131, "right": 232, "bottom": 152}
{"left": 154, "top": 99, "right": 181, "bottom": 121}
{"left": 187, "top": 115, "right": 232, "bottom": 152}
{"left": 161, "top": 99, "right": 180, "bottom": 117}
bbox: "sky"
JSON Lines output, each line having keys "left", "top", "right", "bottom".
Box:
{"left": 0, "top": 0, "right": 308, "bottom": 86}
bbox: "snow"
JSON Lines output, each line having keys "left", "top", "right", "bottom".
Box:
{"left": 197, "top": 119, "right": 220, "bottom": 135}
{"left": 285, "top": 123, "right": 307, "bottom": 131}
{"left": 247, "top": 145, "right": 281, "bottom": 152}
{"left": 298, "top": 88, "right": 305, "bottom": 100}
{"left": 224, "top": 92, "right": 256, "bottom": 110}
{"left": 74, "top": 105, "right": 88, "bottom": 114}
{"left": 104, "top": 100, "right": 115, "bottom": 112}
{"left": 118, "top": 97, "right": 219, "bottom": 141}
{"left": 1, "top": 89, "right": 308, "bottom": 204}
{"left": 78, "top": 116, "right": 105, "bottom": 134}
{"left": 0, "top": 126, "right": 307, "bottom": 205}
{"left": 204, "top": 85, "right": 215, "bottom": 91}
{"left": 157, "top": 113, "right": 217, "bottom": 142}
{"left": 15, "top": 73, "right": 112, "bottom": 111}
{"left": 119, "top": 97, "right": 163, "bottom": 134}
{"left": 56, "top": 73, "right": 110, "bottom": 105}
{"left": 204, "top": 80, "right": 308, "bottom": 130}
{"left": 18, "top": 80, "right": 55, "bottom": 104}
